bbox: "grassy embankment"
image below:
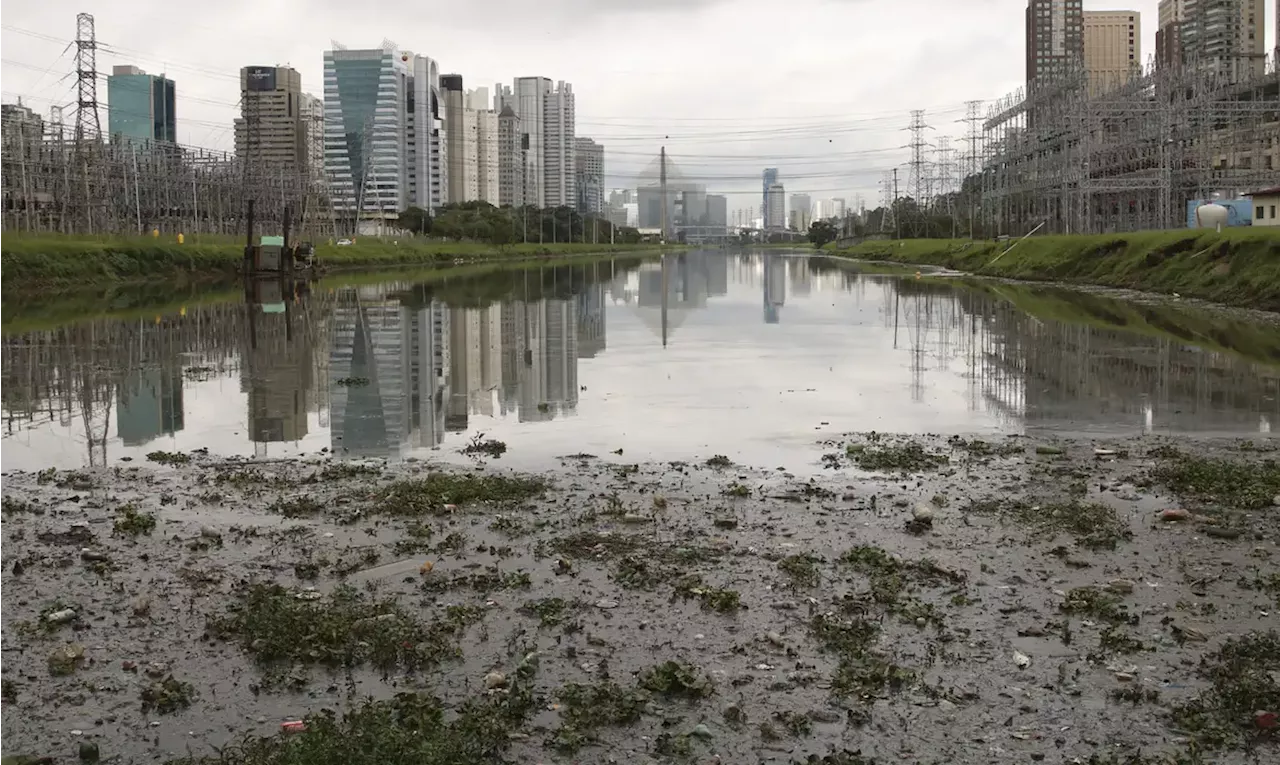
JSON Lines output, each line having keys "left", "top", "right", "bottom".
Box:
{"left": 0, "top": 253, "right": 648, "bottom": 335}
{"left": 825, "top": 228, "right": 1280, "bottom": 312}
{"left": 0, "top": 233, "right": 667, "bottom": 292}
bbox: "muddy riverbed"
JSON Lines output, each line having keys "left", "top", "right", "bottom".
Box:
{"left": 2, "top": 433, "right": 1278, "bottom": 764}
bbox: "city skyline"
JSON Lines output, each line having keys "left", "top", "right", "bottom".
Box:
{"left": 8, "top": 2, "right": 1271, "bottom": 207}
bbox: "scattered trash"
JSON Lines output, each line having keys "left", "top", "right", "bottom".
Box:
{"left": 442, "top": 504, "right": 458, "bottom": 513}
{"left": 1159, "top": 508, "right": 1193, "bottom": 522}
{"left": 418, "top": 561, "right": 433, "bottom": 575}
{"left": 594, "top": 599, "right": 619, "bottom": 609}
{"left": 1106, "top": 579, "right": 1136, "bottom": 595}
{"left": 765, "top": 631, "right": 785, "bottom": 648}
{"left": 47, "top": 643, "right": 85, "bottom": 676}
{"left": 484, "top": 671, "right": 508, "bottom": 690}
{"left": 295, "top": 590, "right": 322, "bottom": 601}
{"left": 44, "top": 608, "right": 77, "bottom": 625}
{"left": 691, "top": 723, "right": 713, "bottom": 739}
{"left": 1013, "top": 650, "right": 1031, "bottom": 669}
{"left": 280, "top": 721, "right": 306, "bottom": 733}
{"left": 1256, "top": 710, "right": 1277, "bottom": 729}
{"left": 77, "top": 742, "right": 100, "bottom": 762}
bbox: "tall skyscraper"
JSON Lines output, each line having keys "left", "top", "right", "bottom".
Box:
{"left": 1156, "top": 0, "right": 1185, "bottom": 69}
{"left": 1180, "top": 0, "right": 1267, "bottom": 81}
{"left": 441, "top": 74, "right": 470, "bottom": 205}
{"left": 761, "top": 168, "right": 778, "bottom": 224}
{"left": 1083, "top": 11, "right": 1141, "bottom": 95}
{"left": 324, "top": 47, "right": 442, "bottom": 226}
{"left": 706, "top": 194, "right": 728, "bottom": 234}
{"left": 765, "top": 183, "right": 785, "bottom": 230}
{"left": 789, "top": 193, "right": 812, "bottom": 232}
{"left": 574, "top": 137, "right": 604, "bottom": 215}
{"left": 1025, "top": 0, "right": 1085, "bottom": 87}
{"left": 496, "top": 77, "right": 576, "bottom": 208}
{"left": 497, "top": 105, "right": 527, "bottom": 207}
{"left": 468, "top": 88, "right": 499, "bottom": 205}
{"left": 107, "top": 65, "right": 176, "bottom": 143}
{"left": 235, "top": 66, "right": 307, "bottom": 172}
{"left": 299, "top": 93, "right": 326, "bottom": 184}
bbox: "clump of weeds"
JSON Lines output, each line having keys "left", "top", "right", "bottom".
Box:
{"left": 267, "top": 495, "right": 326, "bottom": 518}
{"left": 113, "top": 503, "right": 156, "bottom": 536}
{"left": 722, "top": 482, "right": 751, "bottom": 498}
{"left": 778, "top": 553, "right": 824, "bottom": 587}
{"left": 518, "top": 597, "right": 579, "bottom": 626}
{"left": 549, "top": 681, "right": 650, "bottom": 752}
{"left": 705, "top": 455, "right": 733, "bottom": 469}
{"left": 838, "top": 545, "right": 965, "bottom": 607}
{"left": 638, "top": 661, "right": 715, "bottom": 699}
{"left": 948, "top": 436, "right": 1022, "bottom": 459}
{"left": 166, "top": 675, "right": 540, "bottom": 765}
{"left": 146, "top": 450, "right": 190, "bottom": 466}
{"left": 141, "top": 675, "right": 195, "bottom": 714}
{"left": 377, "top": 473, "right": 546, "bottom": 515}
{"left": 808, "top": 612, "right": 915, "bottom": 700}
{"left": 964, "top": 497, "right": 1132, "bottom": 550}
{"left": 2, "top": 496, "right": 40, "bottom": 514}
{"left": 847, "top": 440, "right": 949, "bottom": 472}
{"left": 673, "top": 575, "right": 743, "bottom": 613}
{"left": 773, "top": 710, "right": 813, "bottom": 737}
{"left": 1060, "top": 586, "right": 1135, "bottom": 625}
{"left": 1170, "top": 630, "right": 1280, "bottom": 750}
{"left": 1150, "top": 453, "right": 1280, "bottom": 511}
{"left": 461, "top": 433, "right": 508, "bottom": 458}
{"left": 311, "top": 463, "right": 382, "bottom": 481}
{"left": 205, "top": 583, "right": 481, "bottom": 673}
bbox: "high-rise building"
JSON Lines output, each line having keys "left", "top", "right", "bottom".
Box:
{"left": 1025, "top": 0, "right": 1085, "bottom": 88}
{"left": 706, "top": 194, "right": 728, "bottom": 233}
{"left": 543, "top": 83, "right": 576, "bottom": 209}
{"left": 235, "top": 66, "right": 307, "bottom": 172}
{"left": 107, "top": 65, "right": 176, "bottom": 143}
{"left": 496, "top": 78, "right": 575, "bottom": 208}
{"left": 497, "top": 105, "right": 527, "bottom": 207}
{"left": 1180, "top": 0, "right": 1267, "bottom": 81}
{"left": 765, "top": 183, "right": 785, "bottom": 230}
{"left": 1083, "top": 11, "right": 1141, "bottom": 95}
{"left": 300, "top": 93, "right": 325, "bottom": 184}
{"left": 789, "top": 193, "right": 812, "bottom": 231}
{"left": 468, "top": 88, "right": 499, "bottom": 205}
{"left": 441, "top": 74, "right": 470, "bottom": 205}
{"left": 762, "top": 168, "right": 778, "bottom": 223}
{"left": 324, "top": 47, "right": 443, "bottom": 227}
{"left": 1, "top": 100, "right": 44, "bottom": 146}
{"left": 407, "top": 54, "right": 444, "bottom": 213}
{"left": 1156, "top": 0, "right": 1185, "bottom": 69}
{"left": 574, "top": 137, "right": 604, "bottom": 215}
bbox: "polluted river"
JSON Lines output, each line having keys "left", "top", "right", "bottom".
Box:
{"left": 1, "top": 250, "right": 1278, "bottom": 765}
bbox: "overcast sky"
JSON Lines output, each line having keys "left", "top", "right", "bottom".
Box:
{"left": 2, "top": 0, "right": 1275, "bottom": 213}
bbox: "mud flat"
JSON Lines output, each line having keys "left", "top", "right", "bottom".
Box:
{"left": 2, "top": 434, "right": 1278, "bottom": 764}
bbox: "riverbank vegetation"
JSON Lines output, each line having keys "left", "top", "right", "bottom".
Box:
{"left": 0, "top": 202, "right": 655, "bottom": 291}
{"left": 824, "top": 228, "right": 1280, "bottom": 311}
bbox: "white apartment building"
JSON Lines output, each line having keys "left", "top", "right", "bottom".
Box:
{"left": 467, "top": 88, "right": 499, "bottom": 206}
{"left": 496, "top": 77, "right": 576, "bottom": 209}
{"left": 575, "top": 136, "right": 604, "bottom": 215}
{"left": 765, "top": 183, "right": 785, "bottom": 229}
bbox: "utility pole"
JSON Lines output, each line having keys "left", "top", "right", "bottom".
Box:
{"left": 893, "top": 168, "right": 901, "bottom": 240}
{"left": 962, "top": 100, "right": 983, "bottom": 238}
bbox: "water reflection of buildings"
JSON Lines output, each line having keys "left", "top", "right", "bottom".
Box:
{"left": 763, "top": 252, "right": 786, "bottom": 324}
{"left": 117, "top": 368, "right": 184, "bottom": 446}
{"left": 241, "top": 286, "right": 314, "bottom": 452}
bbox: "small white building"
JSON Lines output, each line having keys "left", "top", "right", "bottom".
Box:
{"left": 1246, "top": 187, "right": 1280, "bottom": 227}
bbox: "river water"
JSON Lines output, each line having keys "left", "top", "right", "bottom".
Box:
{"left": 3, "top": 250, "right": 1277, "bottom": 473}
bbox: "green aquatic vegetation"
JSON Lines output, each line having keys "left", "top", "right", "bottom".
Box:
{"left": 963, "top": 497, "right": 1132, "bottom": 550}
{"left": 778, "top": 553, "right": 824, "bottom": 587}
{"left": 1060, "top": 586, "right": 1134, "bottom": 625}
{"left": 637, "top": 661, "right": 715, "bottom": 699}
{"left": 377, "top": 473, "right": 546, "bottom": 515}
{"left": 847, "top": 440, "right": 949, "bottom": 472}
{"left": 205, "top": 584, "right": 482, "bottom": 672}
{"left": 518, "top": 597, "right": 579, "bottom": 626}
{"left": 549, "top": 681, "right": 649, "bottom": 752}
{"left": 673, "top": 575, "right": 743, "bottom": 613}
{"left": 1170, "top": 631, "right": 1280, "bottom": 751}
{"left": 113, "top": 503, "right": 156, "bottom": 536}
{"left": 1151, "top": 453, "right": 1280, "bottom": 511}
{"left": 838, "top": 545, "right": 965, "bottom": 609}
{"left": 705, "top": 455, "right": 733, "bottom": 469}
{"left": 146, "top": 450, "right": 191, "bottom": 466}
{"left": 164, "top": 682, "right": 539, "bottom": 765}
{"left": 461, "top": 434, "right": 507, "bottom": 458}
{"left": 267, "top": 496, "right": 326, "bottom": 518}
{"left": 141, "top": 675, "right": 195, "bottom": 714}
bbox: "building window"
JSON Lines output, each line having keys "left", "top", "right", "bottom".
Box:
{"left": 1271, "top": 205, "right": 1277, "bottom": 219}
{"left": 1258, "top": 205, "right": 1266, "bottom": 220}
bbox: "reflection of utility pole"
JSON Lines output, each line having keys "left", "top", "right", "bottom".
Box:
{"left": 660, "top": 253, "right": 669, "bottom": 348}
{"left": 659, "top": 146, "right": 668, "bottom": 243}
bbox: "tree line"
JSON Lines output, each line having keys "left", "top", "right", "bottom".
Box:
{"left": 396, "top": 201, "right": 643, "bottom": 245}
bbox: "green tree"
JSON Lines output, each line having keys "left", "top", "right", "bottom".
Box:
{"left": 808, "top": 219, "right": 839, "bottom": 247}
{"left": 397, "top": 206, "right": 432, "bottom": 235}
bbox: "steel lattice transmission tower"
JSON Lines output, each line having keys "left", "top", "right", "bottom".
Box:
{"left": 905, "top": 109, "right": 932, "bottom": 235}
{"left": 74, "top": 13, "right": 101, "bottom": 141}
